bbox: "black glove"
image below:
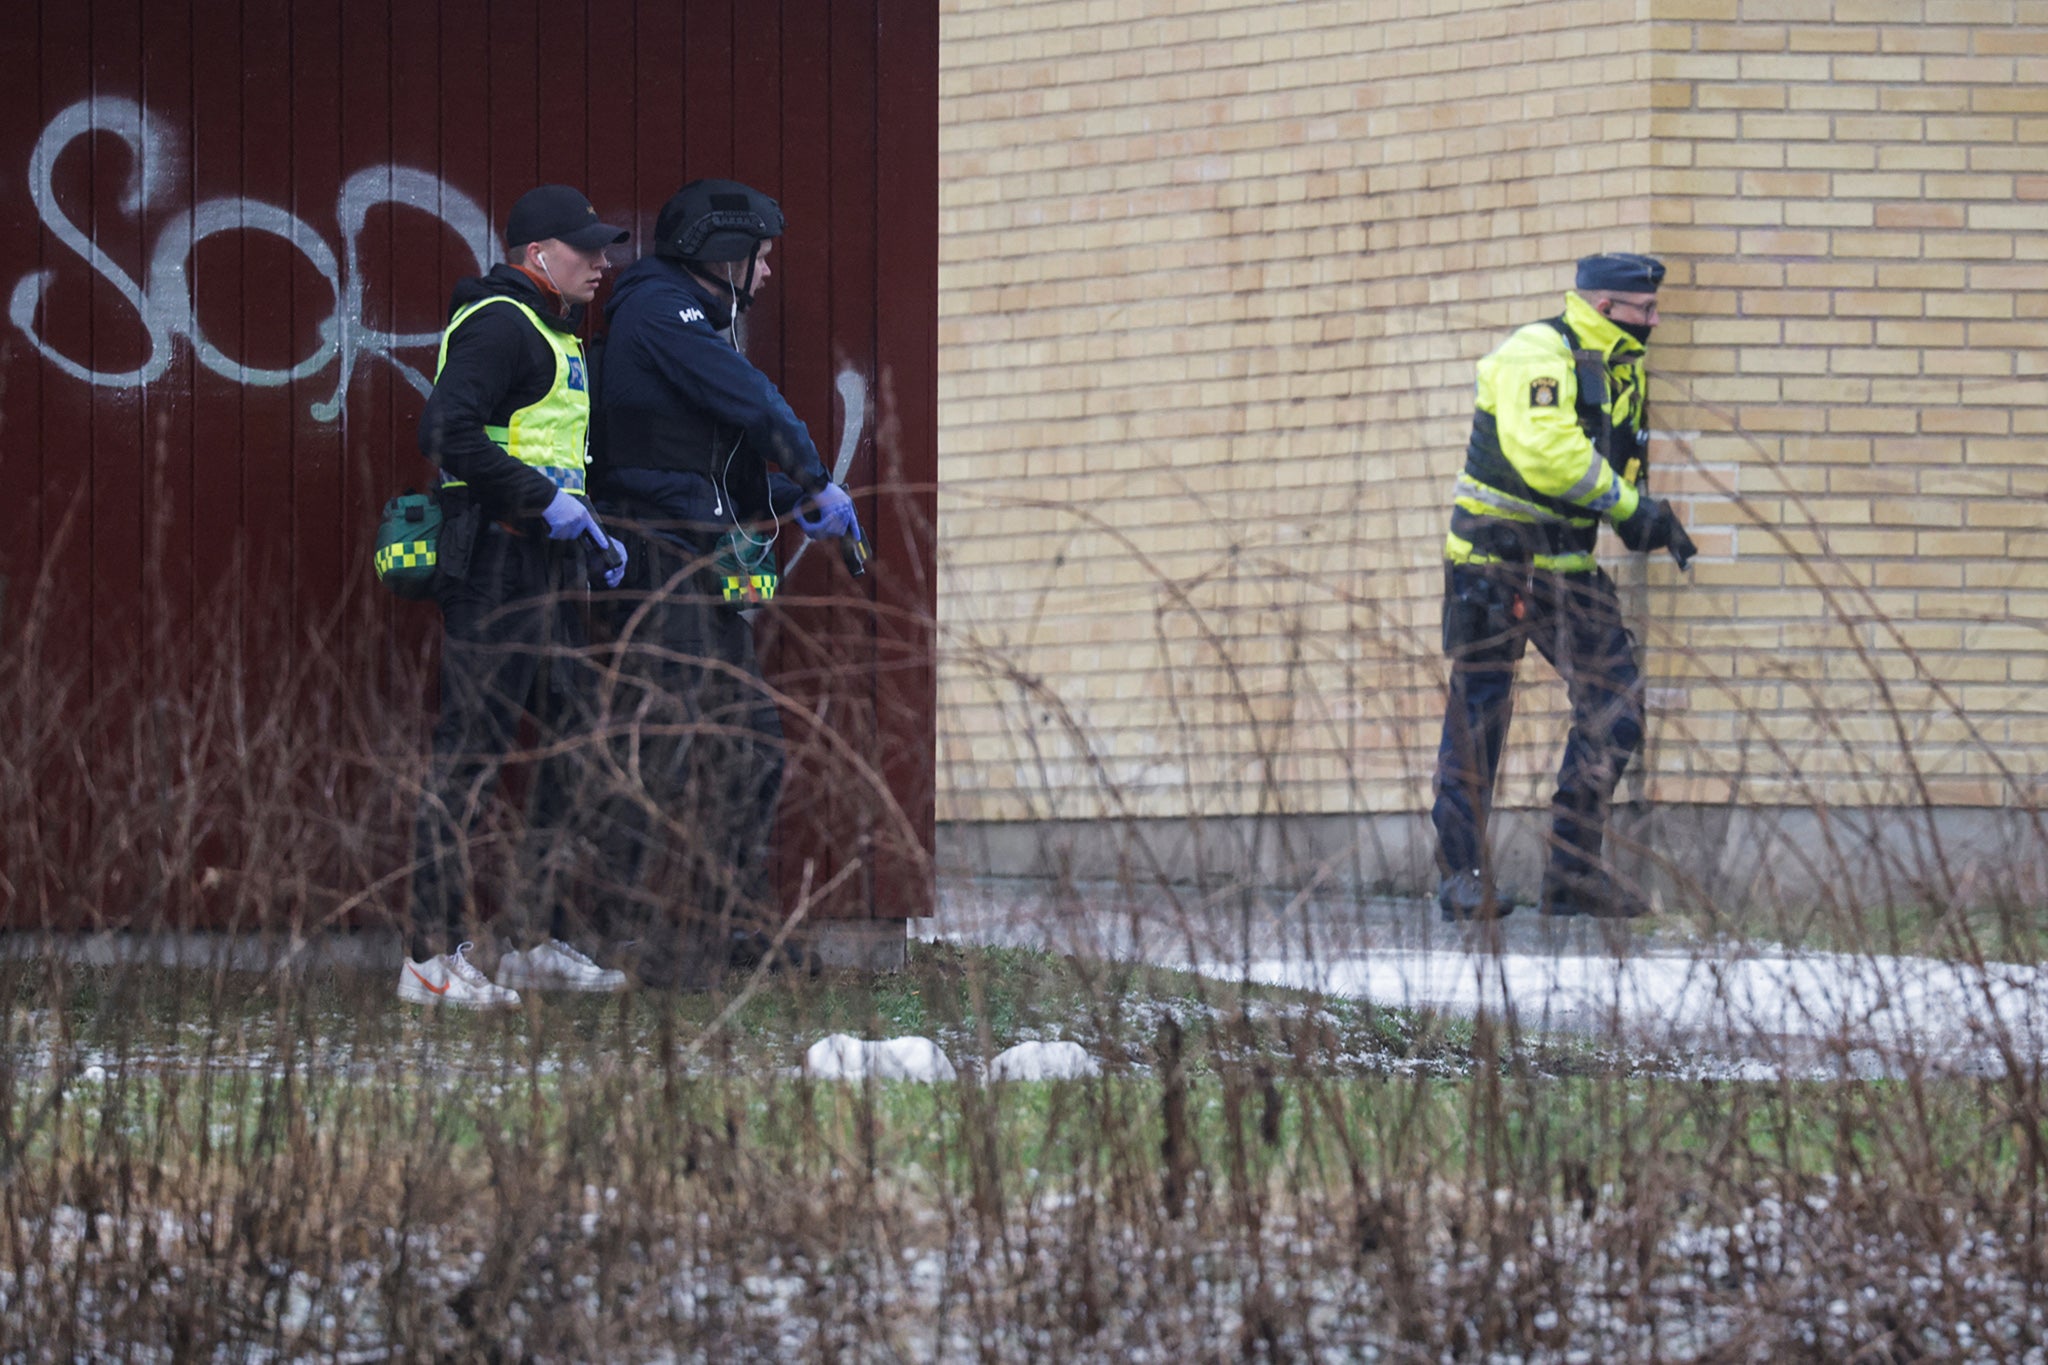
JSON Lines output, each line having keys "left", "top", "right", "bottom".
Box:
{"left": 1616, "top": 497, "right": 1693, "bottom": 567}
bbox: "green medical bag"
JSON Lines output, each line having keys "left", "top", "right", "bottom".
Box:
{"left": 373, "top": 490, "right": 442, "bottom": 599}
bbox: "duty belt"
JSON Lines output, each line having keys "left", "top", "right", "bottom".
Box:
{"left": 437, "top": 466, "right": 587, "bottom": 495}
{"left": 1449, "top": 505, "right": 1589, "bottom": 561}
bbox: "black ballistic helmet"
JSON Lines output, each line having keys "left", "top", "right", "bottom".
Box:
{"left": 654, "top": 179, "right": 786, "bottom": 264}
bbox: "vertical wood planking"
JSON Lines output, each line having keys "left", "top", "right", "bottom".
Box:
{"left": 0, "top": 3, "right": 49, "bottom": 621}
{"left": 816, "top": 0, "right": 885, "bottom": 919}
{"left": 764, "top": 0, "right": 841, "bottom": 915}
{"left": 437, "top": 0, "right": 493, "bottom": 292}
{"left": 33, "top": 0, "right": 94, "bottom": 658}
{"left": 237, "top": 0, "right": 295, "bottom": 664}
{"left": 776, "top": 1, "right": 832, "bottom": 488}
{"left": 137, "top": 0, "right": 195, "bottom": 659}
{"left": 387, "top": 0, "right": 441, "bottom": 492}
{"left": 681, "top": 1, "right": 734, "bottom": 182}
{"left": 186, "top": 0, "right": 248, "bottom": 625}
{"left": 290, "top": 0, "right": 346, "bottom": 624}
{"left": 484, "top": 0, "right": 540, "bottom": 241}
{"left": 629, "top": 0, "right": 684, "bottom": 250}
{"left": 2, "top": 0, "right": 938, "bottom": 928}
{"left": 338, "top": 0, "right": 395, "bottom": 655}
{"left": 535, "top": 0, "right": 589, "bottom": 190}
{"left": 870, "top": 0, "right": 939, "bottom": 917}
{"left": 582, "top": 0, "right": 637, "bottom": 329}
{"left": 86, "top": 0, "right": 147, "bottom": 692}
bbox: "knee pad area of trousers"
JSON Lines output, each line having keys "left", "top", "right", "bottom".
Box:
{"left": 1610, "top": 709, "right": 1645, "bottom": 761}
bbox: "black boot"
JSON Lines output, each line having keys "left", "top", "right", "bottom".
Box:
{"left": 1538, "top": 868, "right": 1649, "bottom": 919}
{"left": 1436, "top": 869, "right": 1514, "bottom": 922}
{"left": 726, "top": 928, "right": 821, "bottom": 977}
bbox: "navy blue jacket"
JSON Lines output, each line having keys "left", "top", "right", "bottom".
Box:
{"left": 591, "top": 257, "right": 825, "bottom": 548}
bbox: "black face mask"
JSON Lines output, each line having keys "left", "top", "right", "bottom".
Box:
{"left": 1613, "top": 318, "right": 1654, "bottom": 344}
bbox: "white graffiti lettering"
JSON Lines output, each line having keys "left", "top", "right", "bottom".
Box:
{"left": 832, "top": 369, "right": 866, "bottom": 485}
{"left": 8, "top": 96, "right": 492, "bottom": 421}
{"left": 781, "top": 367, "right": 870, "bottom": 578}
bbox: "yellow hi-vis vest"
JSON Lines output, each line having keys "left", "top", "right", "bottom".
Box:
{"left": 1444, "top": 290, "right": 1646, "bottom": 574}
{"left": 434, "top": 296, "right": 591, "bottom": 497}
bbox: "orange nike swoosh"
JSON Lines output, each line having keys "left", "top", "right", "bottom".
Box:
{"left": 407, "top": 966, "right": 450, "bottom": 995}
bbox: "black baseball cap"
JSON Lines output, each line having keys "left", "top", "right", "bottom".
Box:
{"left": 505, "top": 184, "right": 630, "bottom": 251}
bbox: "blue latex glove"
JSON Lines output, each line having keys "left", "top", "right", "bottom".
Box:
{"left": 540, "top": 488, "right": 601, "bottom": 542}
{"left": 794, "top": 483, "right": 856, "bottom": 541}
{"left": 600, "top": 535, "right": 628, "bottom": 589}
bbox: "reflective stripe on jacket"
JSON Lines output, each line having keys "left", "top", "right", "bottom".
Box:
{"left": 1445, "top": 290, "right": 1647, "bottom": 572}
{"left": 435, "top": 296, "right": 591, "bottom": 497}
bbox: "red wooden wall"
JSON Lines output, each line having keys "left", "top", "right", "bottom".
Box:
{"left": 0, "top": 0, "right": 938, "bottom": 926}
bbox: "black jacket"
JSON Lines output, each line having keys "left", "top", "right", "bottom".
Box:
{"left": 416, "top": 265, "right": 587, "bottom": 525}
{"left": 591, "top": 257, "right": 825, "bottom": 547}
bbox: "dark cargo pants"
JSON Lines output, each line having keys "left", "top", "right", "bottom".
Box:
{"left": 593, "top": 527, "right": 786, "bottom": 986}
{"left": 409, "top": 523, "right": 594, "bottom": 961}
{"left": 1430, "top": 562, "right": 1645, "bottom": 890}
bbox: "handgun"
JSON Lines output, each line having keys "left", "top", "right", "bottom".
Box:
{"left": 580, "top": 513, "right": 625, "bottom": 585}
{"left": 838, "top": 524, "right": 872, "bottom": 578}
{"left": 1667, "top": 522, "right": 1697, "bottom": 571}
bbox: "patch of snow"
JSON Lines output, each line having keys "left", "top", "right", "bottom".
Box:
{"left": 804, "top": 1033, "right": 957, "bottom": 1083}
{"left": 988, "top": 1040, "right": 1100, "bottom": 1082}
{"left": 1239, "top": 946, "right": 2048, "bottom": 1076}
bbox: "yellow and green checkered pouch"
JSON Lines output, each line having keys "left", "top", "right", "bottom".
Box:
{"left": 373, "top": 491, "right": 442, "bottom": 599}
{"left": 714, "top": 527, "right": 779, "bottom": 607}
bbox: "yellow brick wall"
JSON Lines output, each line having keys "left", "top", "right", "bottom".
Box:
{"left": 1647, "top": 1, "right": 2048, "bottom": 812}
{"left": 936, "top": 0, "right": 2048, "bottom": 830}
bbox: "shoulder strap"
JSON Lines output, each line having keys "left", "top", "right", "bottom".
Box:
{"left": 1545, "top": 315, "right": 1612, "bottom": 456}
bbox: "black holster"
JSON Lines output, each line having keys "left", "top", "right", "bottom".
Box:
{"left": 1443, "top": 565, "right": 1525, "bottom": 655}
{"left": 434, "top": 492, "right": 486, "bottom": 584}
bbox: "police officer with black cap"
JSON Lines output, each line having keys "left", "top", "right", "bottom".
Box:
{"left": 1430, "top": 251, "right": 1696, "bottom": 923}
{"left": 588, "top": 178, "right": 862, "bottom": 985}
{"left": 399, "top": 184, "right": 633, "bottom": 1009}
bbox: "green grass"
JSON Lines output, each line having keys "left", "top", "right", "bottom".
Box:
{"left": 1695, "top": 893, "right": 2048, "bottom": 964}
{"left": 8, "top": 942, "right": 2044, "bottom": 1359}
{"left": 6, "top": 940, "right": 1469, "bottom": 1082}
{"left": 12, "top": 942, "right": 2040, "bottom": 1193}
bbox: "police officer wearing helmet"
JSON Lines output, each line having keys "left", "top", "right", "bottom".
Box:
{"left": 400, "top": 184, "right": 634, "bottom": 1008}
{"left": 1432, "top": 252, "right": 1695, "bottom": 923}
{"left": 590, "top": 178, "right": 860, "bottom": 985}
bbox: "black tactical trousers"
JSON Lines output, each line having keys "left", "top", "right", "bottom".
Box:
{"left": 1430, "top": 562, "right": 1645, "bottom": 889}
{"left": 593, "top": 528, "right": 786, "bottom": 986}
{"left": 409, "top": 525, "right": 592, "bottom": 961}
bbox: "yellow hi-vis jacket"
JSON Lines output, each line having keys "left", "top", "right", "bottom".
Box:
{"left": 1444, "top": 290, "right": 1648, "bottom": 574}
{"left": 434, "top": 296, "right": 592, "bottom": 497}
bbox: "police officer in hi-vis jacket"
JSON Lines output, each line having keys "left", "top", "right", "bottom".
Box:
{"left": 400, "top": 185, "right": 633, "bottom": 1008}
{"left": 1432, "top": 252, "right": 1696, "bottom": 923}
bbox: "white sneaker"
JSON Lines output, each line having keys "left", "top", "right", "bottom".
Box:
{"left": 397, "top": 942, "right": 523, "bottom": 1009}
{"left": 494, "top": 939, "right": 627, "bottom": 993}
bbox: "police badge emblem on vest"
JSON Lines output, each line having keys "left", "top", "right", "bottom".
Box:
{"left": 1530, "top": 377, "right": 1559, "bottom": 407}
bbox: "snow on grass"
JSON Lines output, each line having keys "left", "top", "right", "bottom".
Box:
{"left": 804, "top": 1033, "right": 959, "bottom": 1082}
